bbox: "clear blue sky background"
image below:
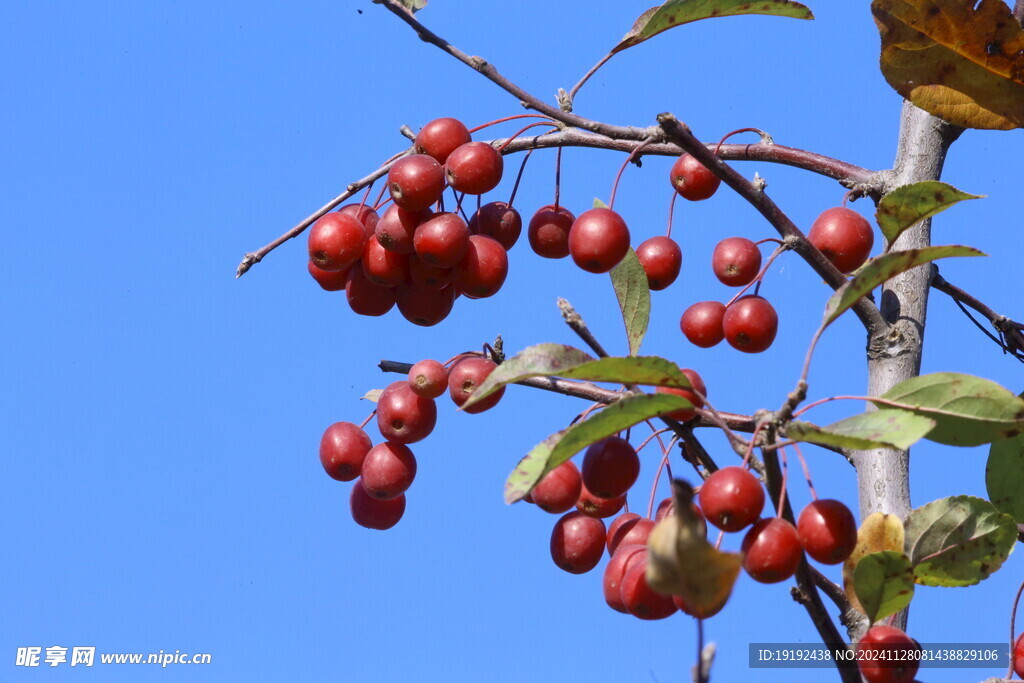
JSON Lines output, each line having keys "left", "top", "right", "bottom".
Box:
{"left": 2, "top": 2, "right": 1022, "bottom": 681}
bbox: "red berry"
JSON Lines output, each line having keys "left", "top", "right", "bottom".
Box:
{"left": 680, "top": 301, "right": 726, "bottom": 348}
{"left": 308, "top": 212, "right": 367, "bottom": 272}
{"left": 407, "top": 359, "right": 448, "bottom": 399}
{"left": 699, "top": 466, "right": 764, "bottom": 532}
{"left": 388, "top": 154, "right": 446, "bottom": 211}
{"left": 338, "top": 203, "right": 380, "bottom": 240}
{"left": 531, "top": 460, "right": 583, "bottom": 514}
{"left": 407, "top": 254, "right": 456, "bottom": 291}
{"left": 1014, "top": 632, "right": 1024, "bottom": 679}
{"left": 360, "top": 442, "right": 417, "bottom": 500}
{"left": 469, "top": 201, "right": 522, "bottom": 250}
{"left": 318, "top": 422, "right": 372, "bottom": 481}
{"left": 396, "top": 285, "right": 456, "bottom": 327}
{"left": 655, "top": 368, "right": 706, "bottom": 422}
{"left": 741, "top": 517, "right": 803, "bottom": 583}
{"left": 568, "top": 208, "right": 630, "bottom": 274}
{"left": 607, "top": 513, "right": 655, "bottom": 555}
{"left": 414, "top": 212, "right": 470, "bottom": 269}
{"left": 576, "top": 482, "right": 627, "bottom": 518}
{"left": 414, "top": 117, "right": 471, "bottom": 164}
{"left": 581, "top": 436, "right": 640, "bottom": 499}
{"left": 670, "top": 153, "right": 720, "bottom": 201}
{"left": 797, "top": 499, "right": 857, "bottom": 564}
{"left": 603, "top": 544, "right": 647, "bottom": 613}
{"left": 621, "top": 555, "right": 678, "bottom": 620}
{"left": 712, "top": 237, "right": 762, "bottom": 287}
{"left": 376, "top": 205, "right": 431, "bottom": 254}
{"left": 527, "top": 204, "right": 575, "bottom": 259}
{"left": 350, "top": 485, "right": 406, "bottom": 530}
{"left": 444, "top": 142, "right": 503, "bottom": 195}
{"left": 361, "top": 235, "right": 409, "bottom": 287}
{"left": 550, "top": 511, "right": 606, "bottom": 574}
{"left": 654, "top": 497, "right": 708, "bottom": 538}
{"left": 308, "top": 260, "right": 350, "bottom": 292}
{"left": 857, "top": 626, "right": 921, "bottom": 683}
{"left": 636, "top": 236, "right": 682, "bottom": 290}
{"left": 722, "top": 295, "right": 778, "bottom": 353}
{"left": 345, "top": 268, "right": 397, "bottom": 317}
{"left": 808, "top": 206, "right": 874, "bottom": 274}
{"left": 448, "top": 356, "right": 504, "bottom": 414}
{"left": 376, "top": 381, "right": 437, "bottom": 444}
{"left": 455, "top": 234, "right": 508, "bottom": 299}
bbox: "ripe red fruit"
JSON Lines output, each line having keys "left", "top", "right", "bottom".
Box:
{"left": 318, "top": 421, "right": 372, "bottom": 482}
{"left": 407, "top": 359, "right": 448, "bottom": 399}
{"left": 407, "top": 254, "right": 456, "bottom": 291}
{"left": 857, "top": 626, "right": 922, "bottom": 683}
{"left": 387, "top": 154, "right": 446, "bottom": 211}
{"left": 308, "top": 212, "right": 367, "bottom": 272}
{"left": 361, "top": 236, "right": 409, "bottom": 287}
{"left": 670, "top": 153, "right": 721, "bottom": 201}
{"left": 607, "top": 513, "right": 655, "bottom": 554}
{"left": 414, "top": 117, "right": 471, "bottom": 164}
{"left": 455, "top": 235, "right": 508, "bottom": 299}
{"left": 680, "top": 301, "right": 726, "bottom": 348}
{"left": 576, "top": 482, "right": 627, "bottom": 519}
{"left": 444, "top": 142, "right": 503, "bottom": 195}
{"left": 568, "top": 208, "right": 631, "bottom": 273}
{"left": 741, "top": 517, "right": 803, "bottom": 583}
{"left": 603, "top": 544, "right": 647, "bottom": 613}
{"left": 581, "top": 436, "right": 640, "bottom": 499}
{"left": 797, "top": 499, "right": 858, "bottom": 565}
{"left": 469, "top": 201, "right": 522, "bottom": 250}
{"left": 350, "top": 485, "right": 406, "bottom": 530}
{"left": 808, "top": 206, "right": 874, "bottom": 274}
{"left": 699, "top": 466, "right": 765, "bottom": 532}
{"left": 360, "top": 442, "right": 417, "bottom": 500}
{"left": 712, "top": 237, "right": 762, "bottom": 286}
{"left": 654, "top": 497, "right": 708, "bottom": 538}
{"left": 308, "top": 260, "right": 350, "bottom": 292}
{"left": 549, "top": 511, "right": 606, "bottom": 574}
{"left": 723, "top": 295, "right": 778, "bottom": 353}
{"left": 345, "top": 268, "right": 397, "bottom": 317}
{"left": 375, "top": 381, "right": 437, "bottom": 444}
{"left": 621, "top": 555, "right": 678, "bottom": 620}
{"left": 396, "top": 284, "right": 456, "bottom": 327}
{"left": 1013, "top": 632, "right": 1024, "bottom": 679}
{"left": 448, "top": 356, "right": 504, "bottom": 414}
{"left": 376, "top": 205, "right": 431, "bottom": 254}
{"left": 414, "top": 212, "right": 470, "bottom": 269}
{"left": 654, "top": 368, "right": 706, "bottom": 422}
{"left": 531, "top": 460, "right": 583, "bottom": 514}
{"left": 527, "top": 204, "right": 575, "bottom": 258}
{"left": 339, "top": 203, "right": 380, "bottom": 239}
{"left": 636, "top": 236, "right": 683, "bottom": 290}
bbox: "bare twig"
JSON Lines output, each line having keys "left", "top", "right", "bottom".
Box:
{"left": 557, "top": 298, "right": 609, "bottom": 358}
{"left": 931, "top": 268, "right": 1024, "bottom": 361}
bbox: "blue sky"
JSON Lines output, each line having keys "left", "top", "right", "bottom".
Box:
{"left": 2, "top": 1, "right": 1022, "bottom": 681}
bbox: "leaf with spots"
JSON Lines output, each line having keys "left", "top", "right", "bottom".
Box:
{"left": 613, "top": 0, "right": 813, "bottom": 54}
{"left": 872, "top": 0, "right": 1024, "bottom": 130}
{"left": 844, "top": 513, "right": 905, "bottom": 613}
{"left": 786, "top": 410, "right": 936, "bottom": 451}
{"left": 904, "top": 495, "right": 1016, "bottom": 587}
{"left": 610, "top": 248, "right": 650, "bottom": 356}
{"left": 853, "top": 551, "right": 915, "bottom": 624}
{"left": 503, "top": 393, "right": 693, "bottom": 503}
{"left": 822, "top": 245, "right": 985, "bottom": 328}
{"left": 875, "top": 181, "right": 983, "bottom": 244}
{"left": 987, "top": 433, "right": 1024, "bottom": 523}
{"left": 872, "top": 372, "right": 1024, "bottom": 447}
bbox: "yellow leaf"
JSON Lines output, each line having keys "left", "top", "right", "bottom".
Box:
{"left": 843, "top": 512, "right": 906, "bottom": 613}
{"left": 872, "top": 0, "right": 1024, "bottom": 130}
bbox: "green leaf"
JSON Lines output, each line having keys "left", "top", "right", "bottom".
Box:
{"left": 504, "top": 393, "right": 692, "bottom": 503}
{"left": 822, "top": 245, "right": 985, "bottom": 327}
{"left": 462, "top": 344, "right": 595, "bottom": 410}
{"left": 875, "top": 182, "right": 983, "bottom": 244}
{"left": 786, "top": 410, "right": 936, "bottom": 451}
{"left": 904, "top": 495, "right": 1016, "bottom": 587}
{"left": 853, "top": 550, "right": 915, "bottom": 624}
{"left": 987, "top": 434, "right": 1024, "bottom": 523}
{"left": 611, "top": 248, "right": 650, "bottom": 356}
{"left": 873, "top": 372, "right": 1024, "bottom": 447}
{"left": 612, "top": 0, "right": 813, "bottom": 54}
{"left": 593, "top": 197, "right": 609, "bottom": 209}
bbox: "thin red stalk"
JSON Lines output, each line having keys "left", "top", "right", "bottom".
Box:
{"left": 791, "top": 442, "right": 818, "bottom": 501}
{"left": 791, "top": 395, "right": 871, "bottom": 419}
{"left": 495, "top": 122, "right": 560, "bottom": 153}
{"left": 468, "top": 114, "right": 552, "bottom": 134}
{"left": 554, "top": 147, "right": 562, "bottom": 211}
{"left": 665, "top": 191, "right": 678, "bottom": 238}
{"left": 359, "top": 411, "right": 376, "bottom": 430}
{"left": 714, "top": 127, "right": 771, "bottom": 155}
{"left": 777, "top": 448, "right": 790, "bottom": 518}
{"left": 608, "top": 136, "right": 655, "bottom": 210}
{"left": 725, "top": 243, "right": 787, "bottom": 308}
{"left": 508, "top": 149, "right": 534, "bottom": 206}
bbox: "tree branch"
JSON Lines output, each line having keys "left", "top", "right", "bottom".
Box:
{"left": 931, "top": 268, "right": 1024, "bottom": 361}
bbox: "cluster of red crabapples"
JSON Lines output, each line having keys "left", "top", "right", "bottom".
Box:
{"left": 318, "top": 354, "right": 504, "bottom": 529}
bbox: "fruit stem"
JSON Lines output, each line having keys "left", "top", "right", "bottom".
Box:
{"left": 359, "top": 410, "right": 376, "bottom": 430}
{"left": 790, "top": 395, "right": 870, "bottom": 419}
{"left": 777, "top": 449, "right": 790, "bottom": 518}
{"left": 467, "top": 113, "right": 552, "bottom": 134}
{"left": 790, "top": 442, "right": 819, "bottom": 500}
{"left": 714, "top": 127, "right": 773, "bottom": 155}
{"left": 554, "top": 146, "right": 563, "bottom": 211}
{"left": 755, "top": 237, "right": 784, "bottom": 247}
{"left": 645, "top": 436, "right": 679, "bottom": 519}
{"left": 665, "top": 191, "right": 678, "bottom": 238}
{"left": 508, "top": 148, "right": 534, "bottom": 206}
{"left": 1008, "top": 578, "right": 1024, "bottom": 678}
{"left": 695, "top": 618, "right": 707, "bottom": 683}
{"left": 451, "top": 187, "right": 469, "bottom": 222}
{"left": 608, "top": 135, "right": 656, "bottom": 210}
{"left": 495, "top": 121, "right": 560, "bottom": 153}
{"left": 724, "top": 243, "right": 788, "bottom": 308}
{"left": 357, "top": 181, "right": 375, "bottom": 212}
